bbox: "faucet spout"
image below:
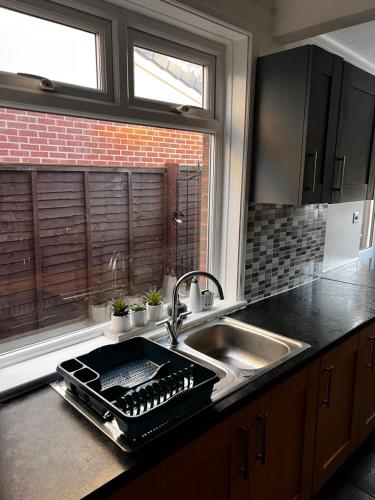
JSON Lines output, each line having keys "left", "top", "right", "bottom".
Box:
{"left": 161, "top": 270, "right": 224, "bottom": 347}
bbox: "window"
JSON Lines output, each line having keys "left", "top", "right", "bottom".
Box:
{"left": 0, "top": 0, "right": 114, "bottom": 106}
{"left": 127, "top": 29, "right": 217, "bottom": 122}
{"left": 133, "top": 47, "right": 204, "bottom": 108}
{"left": 0, "top": 7, "right": 98, "bottom": 89}
{"left": 0, "top": 108, "right": 211, "bottom": 353}
{"left": 0, "top": 0, "right": 251, "bottom": 363}
{"left": 360, "top": 200, "right": 374, "bottom": 250}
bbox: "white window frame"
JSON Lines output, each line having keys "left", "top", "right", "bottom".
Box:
{"left": 0, "top": 0, "right": 116, "bottom": 107}
{"left": 0, "top": 0, "right": 253, "bottom": 367}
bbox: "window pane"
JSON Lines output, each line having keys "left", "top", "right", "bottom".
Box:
{"left": 0, "top": 7, "right": 98, "bottom": 89}
{"left": 0, "top": 108, "right": 211, "bottom": 352}
{"left": 360, "top": 200, "right": 374, "bottom": 250}
{"left": 134, "top": 46, "right": 204, "bottom": 108}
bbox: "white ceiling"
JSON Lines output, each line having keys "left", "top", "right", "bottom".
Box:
{"left": 311, "top": 20, "right": 375, "bottom": 75}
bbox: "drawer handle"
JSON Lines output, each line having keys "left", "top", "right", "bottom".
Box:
{"left": 239, "top": 425, "right": 250, "bottom": 480}
{"left": 322, "top": 366, "right": 334, "bottom": 408}
{"left": 256, "top": 414, "right": 267, "bottom": 465}
{"left": 368, "top": 336, "right": 375, "bottom": 370}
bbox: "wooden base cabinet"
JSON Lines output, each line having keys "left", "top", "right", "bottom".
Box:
{"left": 354, "top": 323, "right": 375, "bottom": 446}
{"left": 231, "top": 394, "right": 268, "bottom": 500}
{"left": 231, "top": 365, "right": 319, "bottom": 500}
{"left": 109, "top": 420, "right": 232, "bottom": 500}
{"left": 313, "top": 335, "right": 359, "bottom": 494}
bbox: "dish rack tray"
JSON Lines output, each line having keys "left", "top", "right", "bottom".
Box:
{"left": 57, "top": 337, "right": 218, "bottom": 445}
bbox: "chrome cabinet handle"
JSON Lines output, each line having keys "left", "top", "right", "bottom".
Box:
{"left": 333, "top": 156, "right": 347, "bottom": 194}
{"left": 367, "top": 336, "right": 375, "bottom": 370}
{"left": 256, "top": 414, "right": 267, "bottom": 465}
{"left": 322, "top": 366, "right": 334, "bottom": 408}
{"left": 304, "top": 150, "right": 318, "bottom": 193}
{"left": 239, "top": 425, "right": 250, "bottom": 480}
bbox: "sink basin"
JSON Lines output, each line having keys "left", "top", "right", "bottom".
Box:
{"left": 157, "top": 316, "right": 309, "bottom": 401}
{"left": 181, "top": 317, "right": 309, "bottom": 376}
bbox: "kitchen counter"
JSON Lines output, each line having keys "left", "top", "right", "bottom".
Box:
{"left": 2, "top": 268, "right": 375, "bottom": 499}
{"left": 322, "top": 259, "right": 375, "bottom": 289}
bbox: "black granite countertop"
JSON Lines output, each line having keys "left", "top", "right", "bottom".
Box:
{"left": 2, "top": 269, "right": 375, "bottom": 500}
{"left": 322, "top": 259, "right": 375, "bottom": 289}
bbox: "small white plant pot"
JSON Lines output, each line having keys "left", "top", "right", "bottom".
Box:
{"left": 146, "top": 303, "right": 164, "bottom": 322}
{"left": 131, "top": 309, "right": 148, "bottom": 328}
{"left": 111, "top": 314, "right": 130, "bottom": 334}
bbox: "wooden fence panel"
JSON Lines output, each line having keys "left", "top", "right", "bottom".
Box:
{"left": 132, "top": 172, "right": 165, "bottom": 292}
{"left": 0, "top": 171, "right": 38, "bottom": 337}
{"left": 37, "top": 170, "right": 88, "bottom": 329}
{"left": 0, "top": 163, "right": 202, "bottom": 343}
{"left": 89, "top": 171, "right": 129, "bottom": 301}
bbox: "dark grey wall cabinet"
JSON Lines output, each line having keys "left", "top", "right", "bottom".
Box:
{"left": 333, "top": 63, "right": 375, "bottom": 203}
{"left": 251, "top": 45, "right": 375, "bottom": 205}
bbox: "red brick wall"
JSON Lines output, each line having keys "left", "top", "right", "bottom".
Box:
{"left": 0, "top": 107, "right": 205, "bottom": 167}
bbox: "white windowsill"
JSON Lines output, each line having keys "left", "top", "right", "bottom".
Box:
{"left": 0, "top": 300, "right": 246, "bottom": 402}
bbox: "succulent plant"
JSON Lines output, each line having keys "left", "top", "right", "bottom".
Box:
{"left": 112, "top": 297, "right": 129, "bottom": 317}
{"left": 130, "top": 303, "right": 146, "bottom": 312}
{"left": 143, "top": 287, "right": 164, "bottom": 306}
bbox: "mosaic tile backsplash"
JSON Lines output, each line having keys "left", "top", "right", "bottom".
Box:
{"left": 244, "top": 204, "right": 328, "bottom": 303}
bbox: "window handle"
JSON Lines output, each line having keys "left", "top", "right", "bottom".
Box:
{"left": 17, "top": 73, "right": 57, "bottom": 92}
{"left": 171, "top": 104, "right": 191, "bottom": 114}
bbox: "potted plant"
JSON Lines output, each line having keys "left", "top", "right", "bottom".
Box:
{"left": 130, "top": 303, "right": 148, "bottom": 327}
{"left": 111, "top": 297, "right": 130, "bottom": 333}
{"left": 144, "top": 287, "right": 164, "bottom": 322}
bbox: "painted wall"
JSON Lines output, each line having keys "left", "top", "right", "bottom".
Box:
{"left": 177, "top": 0, "right": 280, "bottom": 56}
{"left": 274, "top": 0, "right": 375, "bottom": 43}
{"left": 323, "top": 201, "right": 364, "bottom": 272}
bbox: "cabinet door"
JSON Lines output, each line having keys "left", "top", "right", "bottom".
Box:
{"left": 355, "top": 323, "right": 375, "bottom": 446}
{"left": 333, "top": 63, "right": 375, "bottom": 202}
{"left": 162, "top": 419, "right": 232, "bottom": 500}
{"left": 231, "top": 395, "right": 268, "bottom": 500}
{"left": 251, "top": 46, "right": 311, "bottom": 205}
{"left": 303, "top": 46, "right": 343, "bottom": 204}
{"left": 313, "top": 335, "right": 359, "bottom": 494}
{"left": 111, "top": 421, "right": 232, "bottom": 500}
{"left": 266, "top": 363, "right": 319, "bottom": 500}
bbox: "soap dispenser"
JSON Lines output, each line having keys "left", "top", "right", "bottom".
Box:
{"left": 189, "top": 277, "right": 202, "bottom": 313}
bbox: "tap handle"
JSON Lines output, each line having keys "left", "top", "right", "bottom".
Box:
{"left": 178, "top": 311, "right": 191, "bottom": 321}
{"left": 156, "top": 318, "right": 171, "bottom": 327}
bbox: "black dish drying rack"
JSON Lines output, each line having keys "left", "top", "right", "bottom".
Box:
{"left": 57, "top": 337, "right": 219, "bottom": 446}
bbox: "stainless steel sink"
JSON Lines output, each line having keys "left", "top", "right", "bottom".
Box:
{"left": 157, "top": 316, "right": 310, "bottom": 401}
{"left": 183, "top": 317, "right": 305, "bottom": 375}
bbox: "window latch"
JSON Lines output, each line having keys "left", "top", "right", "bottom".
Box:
{"left": 171, "top": 104, "right": 191, "bottom": 114}
{"left": 17, "top": 73, "right": 57, "bottom": 92}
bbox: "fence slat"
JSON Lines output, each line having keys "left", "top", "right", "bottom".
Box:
{"left": 128, "top": 172, "right": 135, "bottom": 296}
{"left": 31, "top": 171, "right": 42, "bottom": 328}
